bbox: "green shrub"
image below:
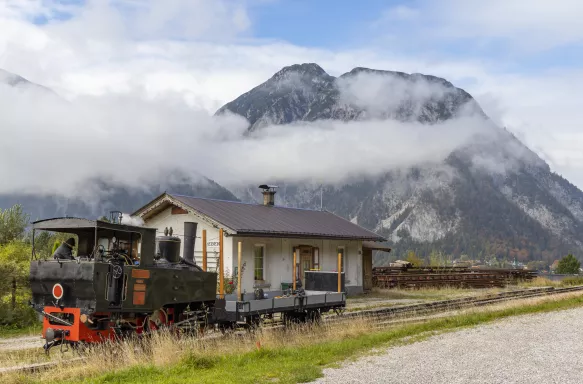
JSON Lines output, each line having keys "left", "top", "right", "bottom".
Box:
{"left": 561, "top": 276, "right": 583, "bottom": 286}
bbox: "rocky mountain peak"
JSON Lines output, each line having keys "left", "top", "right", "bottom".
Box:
{"left": 341, "top": 67, "right": 408, "bottom": 79}
{"left": 0, "top": 68, "right": 30, "bottom": 87}
{"left": 0, "top": 68, "right": 58, "bottom": 97}
{"left": 270, "top": 63, "right": 330, "bottom": 81}
{"left": 217, "top": 63, "right": 486, "bottom": 130}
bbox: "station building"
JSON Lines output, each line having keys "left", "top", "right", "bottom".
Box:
{"left": 131, "top": 187, "right": 389, "bottom": 295}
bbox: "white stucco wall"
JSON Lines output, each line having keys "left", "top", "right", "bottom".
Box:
{"left": 141, "top": 207, "right": 363, "bottom": 295}
{"left": 143, "top": 207, "right": 233, "bottom": 272}
{"left": 231, "top": 236, "right": 362, "bottom": 293}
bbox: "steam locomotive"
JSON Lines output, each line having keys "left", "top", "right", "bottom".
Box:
{"left": 28, "top": 216, "right": 346, "bottom": 352}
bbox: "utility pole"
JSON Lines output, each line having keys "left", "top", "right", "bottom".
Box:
{"left": 320, "top": 184, "right": 323, "bottom": 211}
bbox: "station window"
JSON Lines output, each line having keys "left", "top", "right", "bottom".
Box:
{"left": 254, "top": 245, "right": 265, "bottom": 281}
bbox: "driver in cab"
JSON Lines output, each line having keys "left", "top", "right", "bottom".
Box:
{"left": 52, "top": 238, "right": 76, "bottom": 260}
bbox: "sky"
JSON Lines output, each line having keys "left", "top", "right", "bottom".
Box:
{"left": 0, "top": 0, "right": 582, "bottom": 192}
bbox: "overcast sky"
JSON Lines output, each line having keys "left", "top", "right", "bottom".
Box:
{"left": 1, "top": 0, "right": 582, "bottom": 191}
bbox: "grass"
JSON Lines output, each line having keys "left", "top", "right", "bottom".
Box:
{"left": 517, "top": 276, "right": 583, "bottom": 288}
{"left": 5, "top": 290, "right": 583, "bottom": 384}
{"left": 0, "top": 347, "right": 49, "bottom": 368}
{"left": 348, "top": 286, "right": 502, "bottom": 302}
{"left": 0, "top": 323, "right": 42, "bottom": 339}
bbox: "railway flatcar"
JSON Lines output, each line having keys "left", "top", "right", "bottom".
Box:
{"left": 28, "top": 216, "right": 345, "bottom": 352}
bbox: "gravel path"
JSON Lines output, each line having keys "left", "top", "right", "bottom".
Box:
{"left": 0, "top": 336, "right": 42, "bottom": 351}
{"left": 313, "top": 307, "right": 583, "bottom": 384}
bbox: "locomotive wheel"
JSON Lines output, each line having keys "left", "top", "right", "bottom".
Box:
{"left": 146, "top": 309, "right": 168, "bottom": 331}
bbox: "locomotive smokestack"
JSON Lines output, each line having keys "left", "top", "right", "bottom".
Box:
{"left": 183, "top": 222, "right": 198, "bottom": 265}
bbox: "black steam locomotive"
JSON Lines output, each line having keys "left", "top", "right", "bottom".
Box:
{"left": 29, "top": 216, "right": 346, "bottom": 352}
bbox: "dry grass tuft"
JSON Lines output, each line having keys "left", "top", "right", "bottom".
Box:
{"left": 518, "top": 277, "right": 563, "bottom": 288}
{"left": 517, "top": 276, "right": 583, "bottom": 288}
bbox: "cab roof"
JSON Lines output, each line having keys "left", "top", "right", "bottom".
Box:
{"left": 32, "top": 217, "right": 155, "bottom": 235}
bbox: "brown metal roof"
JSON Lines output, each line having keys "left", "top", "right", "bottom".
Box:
{"left": 167, "top": 193, "right": 386, "bottom": 241}
{"left": 362, "top": 241, "right": 392, "bottom": 252}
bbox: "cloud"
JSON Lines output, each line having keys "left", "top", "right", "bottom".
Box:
{"left": 378, "top": 0, "right": 583, "bottom": 52}
{"left": 336, "top": 70, "right": 481, "bottom": 120}
{"left": 1, "top": 0, "right": 583, "bottom": 192}
{"left": 0, "top": 78, "right": 499, "bottom": 196}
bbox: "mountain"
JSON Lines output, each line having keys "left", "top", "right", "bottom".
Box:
{"left": 218, "top": 63, "right": 583, "bottom": 265}
{"left": 216, "top": 64, "right": 485, "bottom": 130}
{"left": 0, "top": 68, "right": 58, "bottom": 96}
{"left": 0, "top": 171, "right": 239, "bottom": 223}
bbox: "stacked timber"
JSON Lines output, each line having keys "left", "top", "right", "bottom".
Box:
{"left": 372, "top": 266, "right": 538, "bottom": 289}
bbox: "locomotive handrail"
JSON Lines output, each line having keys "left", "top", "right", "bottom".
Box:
{"left": 41, "top": 310, "right": 73, "bottom": 327}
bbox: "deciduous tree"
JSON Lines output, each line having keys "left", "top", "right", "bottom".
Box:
{"left": 0, "top": 205, "right": 29, "bottom": 245}
{"left": 406, "top": 251, "right": 423, "bottom": 267}
{"left": 556, "top": 254, "right": 581, "bottom": 274}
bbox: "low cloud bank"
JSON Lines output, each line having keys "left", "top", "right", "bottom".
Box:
{"left": 0, "top": 75, "right": 520, "bottom": 199}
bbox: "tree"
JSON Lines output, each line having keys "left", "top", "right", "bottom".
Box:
{"left": 51, "top": 240, "right": 61, "bottom": 255}
{"left": 527, "top": 260, "right": 547, "bottom": 272}
{"left": 556, "top": 254, "right": 580, "bottom": 274}
{"left": 406, "top": 251, "right": 423, "bottom": 267}
{"left": 429, "top": 250, "right": 441, "bottom": 267}
{"left": 0, "top": 240, "right": 37, "bottom": 326}
{"left": 0, "top": 205, "right": 29, "bottom": 245}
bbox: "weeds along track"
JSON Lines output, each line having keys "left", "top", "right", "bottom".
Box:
{"left": 2, "top": 286, "right": 583, "bottom": 377}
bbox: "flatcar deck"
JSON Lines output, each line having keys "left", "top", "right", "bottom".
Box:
{"left": 221, "top": 290, "right": 346, "bottom": 323}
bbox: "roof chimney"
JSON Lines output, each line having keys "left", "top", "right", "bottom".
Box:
{"left": 259, "top": 184, "right": 278, "bottom": 206}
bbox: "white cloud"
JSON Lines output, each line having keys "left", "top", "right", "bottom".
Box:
{"left": 0, "top": 0, "right": 583, "bottom": 193}
{"left": 435, "top": 0, "right": 583, "bottom": 50}
{"left": 379, "top": 0, "right": 583, "bottom": 52}
{"left": 0, "top": 80, "right": 495, "bottom": 196}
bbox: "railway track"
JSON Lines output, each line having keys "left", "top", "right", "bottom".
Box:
{"left": 263, "top": 286, "right": 583, "bottom": 329}
{"left": 2, "top": 285, "right": 582, "bottom": 377}
{"left": 331, "top": 285, "right": 583, "bottom": 323}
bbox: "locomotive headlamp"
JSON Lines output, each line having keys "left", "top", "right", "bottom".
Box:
{"left": 52, "top": 283, "right": 64, "bottom": 300}
{"left": 45, "top": 328, "right": 67, "bottom": 343}
{"left": 45, "top": 327, "right": 55, "bottom": 342}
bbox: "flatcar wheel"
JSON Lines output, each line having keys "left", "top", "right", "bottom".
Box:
{"left": 306, "top": 310, "right": 321, "bottom": 324}
{"left": 218, "top": 323, "right": 235, "bottom": 335}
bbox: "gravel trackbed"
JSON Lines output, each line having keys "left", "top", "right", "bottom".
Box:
{"left": 312, "top": 306, "right": 583, "bottom": 384}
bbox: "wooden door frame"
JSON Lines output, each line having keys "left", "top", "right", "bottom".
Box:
{"left": 294, "top": 245, "right": 318, "bottom": 284}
